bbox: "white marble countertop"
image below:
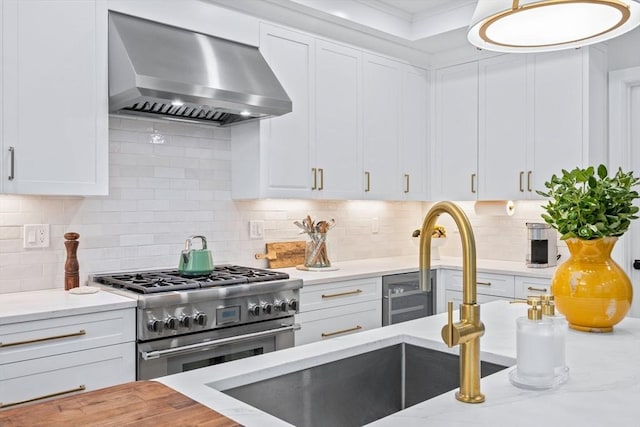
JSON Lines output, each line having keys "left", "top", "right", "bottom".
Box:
{"left": 156, "top": 301, "right": 640, "bottom": 426}
{"left": 278, "top": 256, "right": 556, "bottom": 286}
{"left": 0, "top": 288, "right": 137, "bottom": 325}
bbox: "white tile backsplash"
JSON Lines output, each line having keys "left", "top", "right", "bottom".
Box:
{"left": 0, "top": 117, "right": 549, "bottom": 293}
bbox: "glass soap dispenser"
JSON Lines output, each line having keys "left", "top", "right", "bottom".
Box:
{"left": 509, "top": 296, "right": 555, "bottom": 389}
{"left": 541, "top": 294, "right": 570, "bottom": 383}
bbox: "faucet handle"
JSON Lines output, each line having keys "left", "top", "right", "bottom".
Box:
{"left": 442, "top": 301, "right": 456, "bottom": 347}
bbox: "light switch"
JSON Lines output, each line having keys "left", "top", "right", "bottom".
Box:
{"left": 23, "top": 224, "right": 50, "bottom": 248}
{"left": 249, "top": 220, "right": 265, "bottom": 239}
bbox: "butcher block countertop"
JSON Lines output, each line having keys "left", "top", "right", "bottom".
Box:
{"left": 0, "top": 381, "right": 240, "bottom": 427}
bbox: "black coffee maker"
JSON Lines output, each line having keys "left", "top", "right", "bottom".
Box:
{"left": 526, "top": 223, "right": 557, "bottom": 268}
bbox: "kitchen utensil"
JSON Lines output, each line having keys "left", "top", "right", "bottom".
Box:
{"left": 178, "top": 235, "right": 214, "bottom": 276}
{"left": 255, "top": 241, "right": 306, "bottom": 268}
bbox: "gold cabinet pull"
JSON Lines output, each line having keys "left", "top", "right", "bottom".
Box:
{"left": 477, "top": 281, "right": 492, "bottom": 286}
{"left": 519, "top": 171, "right": 525, "bottom": 192}
{"left": 321, "top": 289, "right": 363, "bottom": 299}
{"left": 404, "top": 174, "right": 410, "bottom": 193}
{"left": 527, "top": 286, "right": 548, "bottom": 292}
{"left": 0, "top": 330, "right": 86, "bottom": 348}
{"left": 471, "top": 173, "right": 476, "bottom": 194}
{"left": 364, "top": 171, "right": 371, "bottom": 192}
{"left": 318, "top": 168, "right": 324, "bottom": 190}
{"left": 321, "top": 325, "right": 362, "bottom": 338}
{"left": 527, "top": 170, "right": 532, "bottom": 192}
{"left": 311, "top": 168, "right": 317, "bottom": 190}
{"left": 0, "top": 385, "right": 86, "bottom": 408}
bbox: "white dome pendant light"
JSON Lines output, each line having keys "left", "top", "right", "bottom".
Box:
{"left": 468, "top": 0, "right": 640, "bottom": 52}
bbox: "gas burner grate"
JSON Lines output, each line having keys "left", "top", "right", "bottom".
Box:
{"left": 96, "top": 272, "right": 200, "bottom": 293}
{"left": 212, "top": 266, "right": 290, "bottom": 282}
{"left": 93, "top": 265, "right": 289, "bottom": 294}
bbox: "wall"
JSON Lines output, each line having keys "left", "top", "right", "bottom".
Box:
{"left": 0, "top": 118, "right": 423, "bottom": 294}
{"left": 0, "top": 118, "right": 550, "bottom": 295}
{"left": 426, "top": 201, "right": 567, "bottom": 263}
{"left": 607, "top": 26, "right": 640, "bottom": 71}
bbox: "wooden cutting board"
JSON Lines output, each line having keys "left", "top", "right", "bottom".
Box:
{"left": 255, "top": 241, "right": 306, "bottom": 268}
{"left": 0, "top": 381, "right": 240, "bottom": 427}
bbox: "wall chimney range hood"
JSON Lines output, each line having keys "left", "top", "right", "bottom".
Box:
{"left": 108, "top": 12, "right": 292, "bottom": 127}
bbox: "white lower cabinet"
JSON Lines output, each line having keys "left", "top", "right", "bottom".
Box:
{"left": 295, "top": 301, "right": 380, "bottom": 346}
{"left": 441, "top": 269, "right": 555, "bottom": 311}
{"left": 295, "top": 277, "right": 381, "bottom": 346}
{"left": 0, "top": 308, "right": 135, "bottom": 408}
{"left": 444, "top": 290, "right": 509, "bottom": 308}
{"left": 441, "top": 270, "right": 515, "bottom": 311}
{"left": 515, "top": 276, "right": 552, "bottom": 299}
{"left": 1, "top": 343, "right": 134, "bottom": 409}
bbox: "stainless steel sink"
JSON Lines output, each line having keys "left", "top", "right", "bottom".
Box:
{"left": 220, "top": 343, "right": 507, "bottom": 427}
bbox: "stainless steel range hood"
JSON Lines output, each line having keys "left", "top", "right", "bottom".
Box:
{"left": 108, "top": 12, "right": 292, "bottom": 127}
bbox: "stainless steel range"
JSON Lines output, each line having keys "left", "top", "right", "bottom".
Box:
{"left": 90, "top": 265, "right": 302, "bottom": 380}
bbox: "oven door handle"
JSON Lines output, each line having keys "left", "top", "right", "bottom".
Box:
{"left": 140, "top": 323, "right": 301, "bottom": 360}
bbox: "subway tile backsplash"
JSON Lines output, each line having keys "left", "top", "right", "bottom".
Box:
{"left": 0, "top": 118, "right": 549, "bottom": 293}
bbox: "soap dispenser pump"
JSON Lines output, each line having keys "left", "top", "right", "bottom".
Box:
{"left": 541, "top": 295, "right": 570, "bottom": 382}
{"left": 509, "top": 296, "right": 555, "bottom": 389}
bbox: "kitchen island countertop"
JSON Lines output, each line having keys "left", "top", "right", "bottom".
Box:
{"left": 278, "top": 255, "right": 556, "bottom": 286}
{"left": 157, "top": 300, "right": 640, "bottom": 426}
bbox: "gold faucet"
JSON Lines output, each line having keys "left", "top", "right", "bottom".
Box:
{"left": 419, "top": 201, "right": 485, "bottom": 404}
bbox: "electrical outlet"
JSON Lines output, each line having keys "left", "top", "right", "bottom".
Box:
{"left": 372, "top": 217, "right": 379, "bottom": 234}
{"left": 23, "top": 224, "right": 50, "bottom": 248}
{"left": 249, "top": 220, "right": 265, "bottom": 239}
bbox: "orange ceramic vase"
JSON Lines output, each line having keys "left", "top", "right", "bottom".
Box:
{"left": 552, "top": 237, "right": 633, "bottom": 332}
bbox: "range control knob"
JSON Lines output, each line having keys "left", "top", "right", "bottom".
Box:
{"left": 180, "top": 315, "right": 194, "bottom": 328}
{"left": 248, "top": 304, "right": 261, "bottom": 316}
{"left": 261, "top": 302, "right": 273, "bottom": 315}
{"left": 194, "top": 312, "right": 208, "bottom": 326}
{"left": 274, "top": 300, "right": 288, "bottom": 312}
{"left": 147, "top": 319, "right": 164, "bottom": 333}
{"left": 287, "top": 299, "right": 298, "bottom": 311}
{"left": 165, "top": 316, "right": 179, "bottom": 330}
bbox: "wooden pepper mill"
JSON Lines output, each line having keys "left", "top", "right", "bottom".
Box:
{"left": 64, "top": 232, "right": 80, "bottom": 290}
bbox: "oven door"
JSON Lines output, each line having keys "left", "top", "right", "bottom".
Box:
{"left": 137, "top": 317, "right": 298, "bottom": 380}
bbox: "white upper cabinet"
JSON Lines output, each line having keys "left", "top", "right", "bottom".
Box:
{"left": 433, "top": 61, "right": 478, "bottom": 201}
{"left": 232, "top": 24, "right": 430, "bottom": 201}
{"left": 434, "top": 46, "right": 606, "bottom": 202}
{"left": 233, "top": 24, "right": 315, "bottom": 200}
{"left": 479, "top": 49, "right": 595, "bottom": 201}
{"left": 362, "top": 54, "right": 402, "bottom": 200}
{"left": 478, "top": 54, "right": 530, "bottom": 200}
{"left": 530, "top": 48, "right": 601, "bottom": 197}
{"left": 1, "top": 0, "right": 108, "bottom": 195}
{"left": 314, "top": 40, "right": 362, "bottom": 200}
{"left": 233, "top": 26, "right": 364, "bottom": 200}
{"left": 400, "top": 65, "right": 429, "bottom": 201}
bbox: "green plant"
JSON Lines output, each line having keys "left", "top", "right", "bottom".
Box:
{"left": 537, "top": 165, "right": 640, "bottom": 240}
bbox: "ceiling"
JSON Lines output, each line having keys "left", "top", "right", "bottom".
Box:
{"left": 283, "top": 0, "right": 478, "bottom": 48}
{"left": 368, "top": 0, "right": 473, "bottom": 19}
{"left": 209, "top": 0, "right": 481, "bottom": 61}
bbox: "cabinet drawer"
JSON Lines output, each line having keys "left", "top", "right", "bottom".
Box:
{"left": 515, "top": 276, "right": 552, "bottom": 299}
{"left": 444, "top": 290, "right": 511, "bottom": 307}
{"left": 295, "top": 300, "right": 381, "bottom": 346}
{"left": 299, "top": 277, "right": 381, "bottom": 312}
{"left": 444, "top": 270, "right": 514, "bottom": 298}
{"left": 0, "top": 342, "right": 135, "bottom": 409}
{"left": 0, "top": 309, "right": 135, "bottom": 365}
